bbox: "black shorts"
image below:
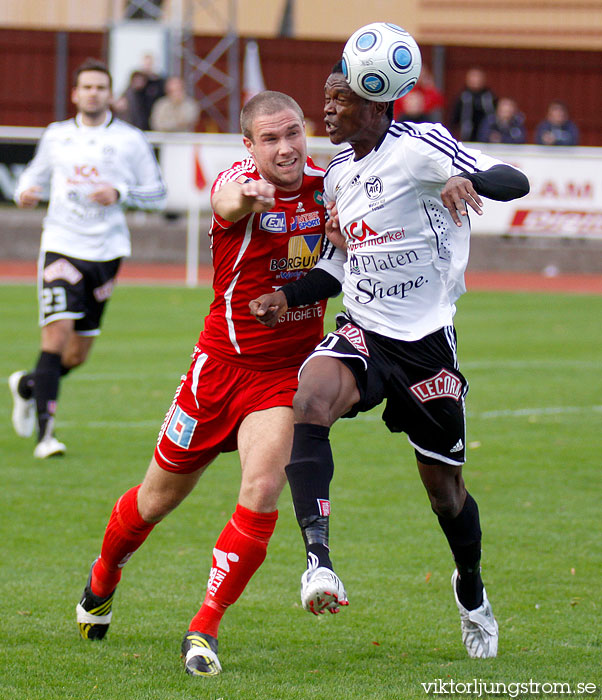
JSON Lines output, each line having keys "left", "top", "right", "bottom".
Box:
{"left": 38, "top": 252, "right": 121, "bottom": 335}
{"left": 300, "top": 314, "right": 469, "bottom": 466}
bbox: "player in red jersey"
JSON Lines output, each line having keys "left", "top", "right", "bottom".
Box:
{"left": 75, "top": 91, "right": 341, "bottom": 677}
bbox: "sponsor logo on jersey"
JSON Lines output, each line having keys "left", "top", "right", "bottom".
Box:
{"left": 296, "top": 201, "right": 305, "bottom": 213}
{"left": 165, "top": 405, "right": 197, "bottom": 449}
{"left": 349, "top": 254, "right": 361, "bottom": 274}
{"left": 43, "top": 258, "right": 83, "bottom": 285}
{"left": 364, "top": 176, "right": 384, "bottom": 200}
{"left": 350, "top": 250, "right": 418, "bottom": 274}
{"left": 269, "top": 233, "right": 322, "bottom": 271}
{"left": 314, "top": 190, "right": 324, "bottom": 205}
{"left": 344, "top": 219, "right": 406, "bottom": 250}
{"left": 259, "top": 211, "right": 287, "bottom": 232}
{"left": 290, "top": 210, "right": 321, "bottom": 232}
{"left": 335, "top": 323, "right": 370, "bottom": 356}
{"left": 410, "top": 369, "right": 463, "bottom": 403}
{"left": 353, "top": 274, "right": 427, "bottom": 304}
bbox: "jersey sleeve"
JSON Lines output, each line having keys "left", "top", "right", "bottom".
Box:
{"left": 14, "top": 126, "right": 54, "bottom": 203}
{"left": 118, "top": 131, "right": 167, "bottom": 211}
{"left": 403, "top": 122, "right": 508, "bottom": 187}
{"left": 210, "top": 159, "right": 256, "bottom": 230}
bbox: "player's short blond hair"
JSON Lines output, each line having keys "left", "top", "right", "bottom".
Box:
{"left": 240, "top": 91, "right": 304, "bottom": 140}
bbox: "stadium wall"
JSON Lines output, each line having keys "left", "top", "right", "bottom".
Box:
{"left": 0, "top": 29, "right": 601, "bottom": 146}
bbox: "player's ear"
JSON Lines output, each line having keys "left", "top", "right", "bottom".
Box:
{"left": 243, "top": 136, "right": 254, "bottom": 157}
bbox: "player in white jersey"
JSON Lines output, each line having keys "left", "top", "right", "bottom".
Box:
{"left": 250, "top": 59, "right": 529, "bottom": 658}
{"left": 9, "top": 59, "right": 166, "bottom": 458}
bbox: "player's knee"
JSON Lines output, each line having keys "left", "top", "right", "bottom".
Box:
{"left": 292, "top": 390, "right": 332, "bottom": 425}
{"left": 428, "top": 489, "right": 464, "bottom": 519}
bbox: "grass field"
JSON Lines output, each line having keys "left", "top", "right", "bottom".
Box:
{"left": 1, "top": 283, "right": 600, "bottom": 700}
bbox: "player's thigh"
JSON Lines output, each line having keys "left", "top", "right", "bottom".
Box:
{"left": 237, "top": 406, "right": 293, "bottom": 512}
{"left": 137, "top": 455, "right": 210, "bottom": 522}
{"left": 294, "top": 355, "right": 360, "bottom": 425}
{"left": 41, "top": 318, "right": 75, "bottom": 354}
{"left": 62, "top": 333, "right": 96, "bottom": 367}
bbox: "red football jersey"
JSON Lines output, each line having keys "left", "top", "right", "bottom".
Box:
{"left": 198, "top": 156, "right": 327, "bottom": 370}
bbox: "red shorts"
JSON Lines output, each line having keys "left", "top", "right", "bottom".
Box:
{"left": 154, "top": 347, "right": 298, "bottom": 473}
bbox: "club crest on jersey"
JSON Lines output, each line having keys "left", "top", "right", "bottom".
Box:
{"left": 410, "top": 369, "right": 463, "bottom": 403}
{"left": 364, "top": 176, "right": 383, "bottom": 200}
{"left": 269, "top": 233, "right": 322, "bottom": 272}
{"left": 259, "top": 211, "right": 287, "bottom": 232}
{"left": 335, "top": 323, "right": 370, "bottom": 356}
{"left": 165, "top": 405, "right": 197, "bottom": 449}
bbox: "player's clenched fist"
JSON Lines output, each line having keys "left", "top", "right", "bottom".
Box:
{"left": 241, "top": 180, "right": 276, "bottom": 213}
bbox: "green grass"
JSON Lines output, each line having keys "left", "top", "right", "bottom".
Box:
{"left": 1, "top": 284, "right": 601, "bottom": 699}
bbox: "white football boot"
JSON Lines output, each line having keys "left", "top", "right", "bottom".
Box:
{"left": 301, "top": 556, "right": 349, "bottom": 615}
{"left": 9, "top": 370, "right": 35, "bottom": 438}
{"left": 451, "top": 569, "right": 498, "bottom": 658}
{"left": 34, "top": 436, "right": 66, "bottom": 459}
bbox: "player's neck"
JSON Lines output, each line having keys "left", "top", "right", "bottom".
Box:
{"left": 351, "top": 123, "right": 389, "bottom": 161}
{"left": 78, "top": 109, "right": 110, "bottom": 127}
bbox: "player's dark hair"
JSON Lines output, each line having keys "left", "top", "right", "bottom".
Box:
{"left": 73, "top": 59, "right": 112, "bottom": 89}
{"left": 240, "top": 91, "right": 304, "bottom": 140}
{"left": 331, "top": 59, "right": 394, "bottom": 121}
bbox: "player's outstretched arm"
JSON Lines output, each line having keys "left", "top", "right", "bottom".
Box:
{"left": 442, "top": 164, "right": 530, "bottom": 226}
{"left": 213, "top": 179, "right": 276, "bottom": 223}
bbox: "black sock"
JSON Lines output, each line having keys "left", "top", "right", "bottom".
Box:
{"left": 34, "top": 351, "right": 62, "bottom": 441}
{"left": 286, "top": 423, "right": 334, "bottom": 570}
{"left": 60, "top": 364, "right": 72, "bottom": 377}
{"left": 437, "top": 492, "right": 484, "bottom": 610}
{"left": 18, "top": 372, "right": 36, "bottom": 400}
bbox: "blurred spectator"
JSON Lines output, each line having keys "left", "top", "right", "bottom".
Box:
{"left": 113, "top": 70, "right": 150, "bottom": 130}
{"left": 477, "top": 97, "right": 526, "bottom": 144}
{"left": 450, "top": 67, "right": 497, "bottom": 142}
{"left": 140, "top": 54, "right": 165, "bottom": 115}
{"left": 535, "top": 100, "right": 579, "bottom": 146}
{"left": 114, "top": 56, "right": 165, "bottom": 131}
{"left": 394, "top": 66, "right": 445, "bottom": 123}
{"left": 150, "top": 76, "right": 200, "bottom": 132}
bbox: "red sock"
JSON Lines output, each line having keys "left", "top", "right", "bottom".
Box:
{"left": 188, "top": 504, "right": 278, "bottom": 637}
{"left": 90, "top": 485, "right": 156, "bottom": 597}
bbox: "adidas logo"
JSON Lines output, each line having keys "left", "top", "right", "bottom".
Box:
{"left": 450, "top": 439, "right": 464, "bottom": 453}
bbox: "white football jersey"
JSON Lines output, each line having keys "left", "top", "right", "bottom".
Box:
{"left": 323, "top": 121, "right": 508, "bottom": 341}
{"left": 15, "top": 112, "right": 166, "bottom": 261}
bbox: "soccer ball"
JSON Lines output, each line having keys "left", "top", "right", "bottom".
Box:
{"left": 341, "top": 22, "right": 422, "bottom": 102}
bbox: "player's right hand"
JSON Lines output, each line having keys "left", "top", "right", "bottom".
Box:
{"left": 18, "top": 186, "right": 43, "bottom": 208}
{"left": 249, "top": 290, "right": 288, "bottom": 328}
{"left": 241, "top": 180, "right": 276, "bottom": 213}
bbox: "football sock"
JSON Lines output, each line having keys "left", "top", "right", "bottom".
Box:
{"left": 17, "top": 372, "right": 35, "bottom": 400}
{"left": 285, "top": 423, "right": 334, "bottom": 570}
{"left": 18, "top": 364, "right": 70, "bottom": 401}
{"left": 188, "top": 504, "right": 278, "bottom": 638}
{"left": 33, "top": 351, "right": 62, "bottom": 441}
{"left": 437, "top": 492, "right": 484, "bottom": 610}
{"left": 91, "top": 485, "right": 156, "bottom": 598}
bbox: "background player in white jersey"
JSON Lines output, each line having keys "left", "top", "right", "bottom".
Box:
{"left": 75, "top": 91, "right": 341, "bottom": 677}
{"left": 250, "top": 60, "right": 529, "bottom": 659}
{"left": 9, "top": 59, "right": 166, "bottom": 458}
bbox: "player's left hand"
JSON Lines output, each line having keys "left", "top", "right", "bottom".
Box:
{"left": 89, "top": 185, "right": 119, "bottom": 206}
{"left": 441, "top": 176, "right": 483, "bottom": 227}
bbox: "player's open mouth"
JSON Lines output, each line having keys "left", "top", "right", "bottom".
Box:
{"left": 278, "top": 158, "right": 297, "bottom": 168}
{"left": 324, "top": 121, "right": 336, "bottom": 133}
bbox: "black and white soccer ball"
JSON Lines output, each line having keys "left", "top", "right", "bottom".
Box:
{"left": 341, "top": 22, "right": 422, "bottom": 102}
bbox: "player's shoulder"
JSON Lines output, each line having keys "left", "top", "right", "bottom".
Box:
{"left": 388, "top": 120, "right": 456, "bottom": 148}
{"left": 44, "top": 118, "right": 77, "bottom": 135}
{"left": 214, "top": 157, "right": 258, "bottom": 189}
{"left": 324, "top": 146, "right": 354, "bottom": 180}
{"left": 108, "top": 116, "right": 146, "bottom": 138}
